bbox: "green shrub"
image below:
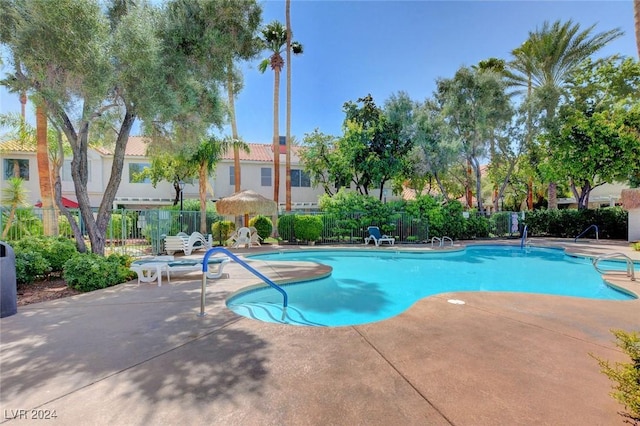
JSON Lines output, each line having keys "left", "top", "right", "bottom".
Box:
{"left": 441, "top": 201, "right": 465, "bottom": 239}
{"left": 212, "top": 220, "right": 235, "bottom": 244}
{"left": 277, "top": 214, "right": 296, "bottom": 242}
{"left": 63, "top": 253, "right": 135, "bottom": 292}
{"left": 13, "top": 236, "right": 77, "bottom": 275}
{"left": 592, "top": 330, "right": 640, "bottom": 423}
{"left": 632, "top": 242, "right": 640, "bottom": 251}
{"left": 524, "top": 207, "right": 627, "bottom": 239}
{"left": 249, "top": 215, "right": 273, "bottom": 240}
{"left": 294, "top": 215, "right": 323, "bottom": 242}
{"left": 462, "top": 213, "right": 490, "bottom": 239}
{"left": 15, "top": 251, "right": 51, "bottom": 285}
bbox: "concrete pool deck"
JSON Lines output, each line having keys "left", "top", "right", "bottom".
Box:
{"left": 1, "top": 238, "right": 639, "bottom": 425}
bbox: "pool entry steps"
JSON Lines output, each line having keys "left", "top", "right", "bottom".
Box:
{"left": 199, "top": 247, "right": 288, "bottom": 319}
{"left": 592, "top": 252, "right": 636, "bottom": 281}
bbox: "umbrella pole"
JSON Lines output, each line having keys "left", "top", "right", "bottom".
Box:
{"left": 244, "top": 213, "right": 249, "bottom": 227}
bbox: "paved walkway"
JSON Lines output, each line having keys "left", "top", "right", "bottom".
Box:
{"left": 1, "top": 239, "right": 638, "bottom": 425}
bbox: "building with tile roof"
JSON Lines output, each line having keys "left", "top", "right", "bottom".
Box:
{"left": 0, "top": 136, "right": 325, "bottom": 210}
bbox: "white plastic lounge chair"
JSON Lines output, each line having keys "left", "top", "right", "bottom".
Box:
{"left": 364, "top": 226, "right": 395, "bottom": 246}
{"left": 165, "top": 232, "right": 212, "bottom": 255}
{"left": 231, "top": 227, "right": 252, "bottom": 248}
{"left": 166, "top": 256, "right": 231, "bottom": 280}
{"left": 249, "top": 226, "right": 262, "bottom": 247}
{"left": 130, "top": 255, "right": 230, "bottom": 285}
{"left": 130, "top": 255, "right": 175, "bottom": 286}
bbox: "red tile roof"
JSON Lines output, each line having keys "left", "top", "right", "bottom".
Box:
{"left": 1, "top": 137, "right": 302, "bottom": 163}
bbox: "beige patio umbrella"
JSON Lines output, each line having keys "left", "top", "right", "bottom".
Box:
{"left": 215, "top": 189, "right": 277, "bottom": 226}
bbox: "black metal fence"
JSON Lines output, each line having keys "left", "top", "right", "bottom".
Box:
{"left": 0, "top": 207, "right": 523, "bottom": 257}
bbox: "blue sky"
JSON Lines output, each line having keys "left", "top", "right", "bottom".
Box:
{"left": 1, "top": 1, "right": 637, "bottom": 144}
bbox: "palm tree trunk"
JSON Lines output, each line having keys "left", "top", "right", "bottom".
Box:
{"left": 273, "top": 69, "right": 281, "bottom": 207}
{"left": 226, "top": 66, "right": 246, "bottom": 226}
{"left": 635, "top": 0, "right": 640, "bottom": 59}
{"left": 199, "top": 161, "right": 207, "bottom": 234}
{"left": 227, "top": 66, "right": 241, "bottom": 193}
{"left": 36, "top": 102, "right": 55, "bottom": 236}
{"left": 285, "top": 0, "right": 292, "bottom": 212}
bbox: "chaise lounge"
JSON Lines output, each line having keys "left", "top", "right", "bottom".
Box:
{"left": 164, "top": 232, "right": 212, "bottom": 255}
{"left": 364, "top": 226, "right": 395, "bottom": 246}
{"left": 130, "top": 255, "right": 231, "bottom": 286}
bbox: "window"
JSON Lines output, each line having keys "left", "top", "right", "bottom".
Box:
{"left": 62, "top": 160, "right": 91, "bottom": 182}
{"left": 291, "top": 169, "right": 311, "bottom": 187}
{"left": 3, "top": 159, "right": 29, "bottom": 181}
{"left": 229, "top": 166, "right": 235, "bottom": 186}
{"left": 261, "top": 167, "right": 271, "bottom": 186}
{"left": 129, "top": 163, "right": 150, "bottom": 183}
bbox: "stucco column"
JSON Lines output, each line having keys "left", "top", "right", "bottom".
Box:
{"left": 621, "top": 189, "right": 640, "bottom": 242}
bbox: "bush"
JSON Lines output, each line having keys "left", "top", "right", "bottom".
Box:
{"left": 249, "top": 215, "right": 273, "bottom": 240}
{"left": 592, "top": 330, "right": 640, "bottom": 423}
{"left": 277, "top": 214, "right": 296, "bottom": 242}
{"left": 462, "top": 213, "right": 490, "bottom": 239}
{"left": 15, "top": 251, "right": 51, "bottom": 285}
{"left": 13, "top": 236, "right": 77, "bottom": 275}
{"left": 294, "top": 215, "right": 323, "bottom": 242}
{"left": 524, "top": 207, "right": 627, "bottom": 239}
{"left": 63, "top": 253, "right": 135, "bottom": 292}
{"left": 212, "top": 220, "right": 235, "bottom": 244}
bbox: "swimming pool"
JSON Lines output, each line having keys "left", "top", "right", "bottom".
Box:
{"left": 226, "top": 245, "right": 637, "bottom": 327}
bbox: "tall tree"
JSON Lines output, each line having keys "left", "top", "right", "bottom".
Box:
{"left": 635, "top": 0, "right": 640, "bottom": 58}
{"left": 436, "top": 67, "right": 512, "bottom": 213}
{"left": 508, "top": 20, "right": 623, "bottom": 209}
{"left": 285, "top": 0, "right": 292, "bottom": 211}
{"left": 259, "top": 20, "right": 302, "bottom": 208}
{"left": 545, "top": 57, "right": 640, "bottom": 209}
{"left": 341, "top": 94, "right": 415, "bottom": 198}
{"left": 208, "top": 0, "right": 262, "bottom": 195}
{"left": 34, "top": 99, "right": 55, "bottom": 235}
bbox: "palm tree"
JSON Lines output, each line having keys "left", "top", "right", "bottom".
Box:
{"left": 259, "top": 20, "right": 303, "bottom": 209}
{"left": 215, "top": 0, "right": 262, "bottom": 194}
{"left": 190, "top": 136, "right": 249, "bottom": 234}
{"left": 35, "top": 99, "right": 56, "bottom": 235}
{"left": 635, "top": 0, "right": 640, "bottom": 59}
{"left": 508, "top": 20, "right": 623, "bottom": 209}
{"left": 1, "top": 177, "right": 29, "bottom": 239}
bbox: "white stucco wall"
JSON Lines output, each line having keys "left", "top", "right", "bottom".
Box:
{"left": 629, "top": 209, "right": 640, "bottom": 242}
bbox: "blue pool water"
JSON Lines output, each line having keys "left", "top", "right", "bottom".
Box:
{"left": 226, "top": 246, "right": 637, "bottom": 327}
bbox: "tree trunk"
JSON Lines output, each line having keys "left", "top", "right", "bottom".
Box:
{"left": 285, "top": 0, "right": 292, "bottom": 212}
{"left": 35, "top": 101, "right": 56, "bottom": 236}
{"left": 548, "top": 182, "right": 558, "bottom": 210}
{"left": 58, "top": 103, "right": 136, "bottom": 256}
{"left": 472, "top": 157, "right": 483, "bottom": 214}
{"left": 273, "top": 69, "right": 281, "bottom": 206}
{"left": 227, "top": 67, "right": 241, "bottom": 194}
{"left": 635, "top": 0, "right": 640, "bottom": 59}
{"left": 199, "top": 160, "right": 207, "bottom": 234}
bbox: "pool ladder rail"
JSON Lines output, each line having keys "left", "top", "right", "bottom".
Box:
{"left": 592, "top": 252, "right": 636, "bottom": 281}
{"left": 199, "top": 247, "right": 289, "bottom": 319}
{"left": 575, "top": 224, "right": 599, "bottom": 243}
{"left": 520, "top": 225, "right": 529, "bottom": 249}
{"left": 431, "top": 236, "right": 453, "bottom": 248}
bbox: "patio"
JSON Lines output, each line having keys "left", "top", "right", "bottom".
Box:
{"left": 1, "top": 239, "right": 638, "bottom": 425}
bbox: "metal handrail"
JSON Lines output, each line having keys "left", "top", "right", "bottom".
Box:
{"left": 200, "top": 247, "right": 289, "bottom": 318}
{"left": 520, "top": 225, "right": 528, "bottom": 249}
{"left": 592, "top": 252, "right": 636, "bottom": 281}
{"left": 431, "top": 236, "right": 453, "bottom": 247}
{"left": 575, "top": 224, "right": 599, "bottom": 242}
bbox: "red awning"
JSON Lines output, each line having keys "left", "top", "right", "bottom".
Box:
{"left": 35, "top": 197, "right": 79, "bottom": 208}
